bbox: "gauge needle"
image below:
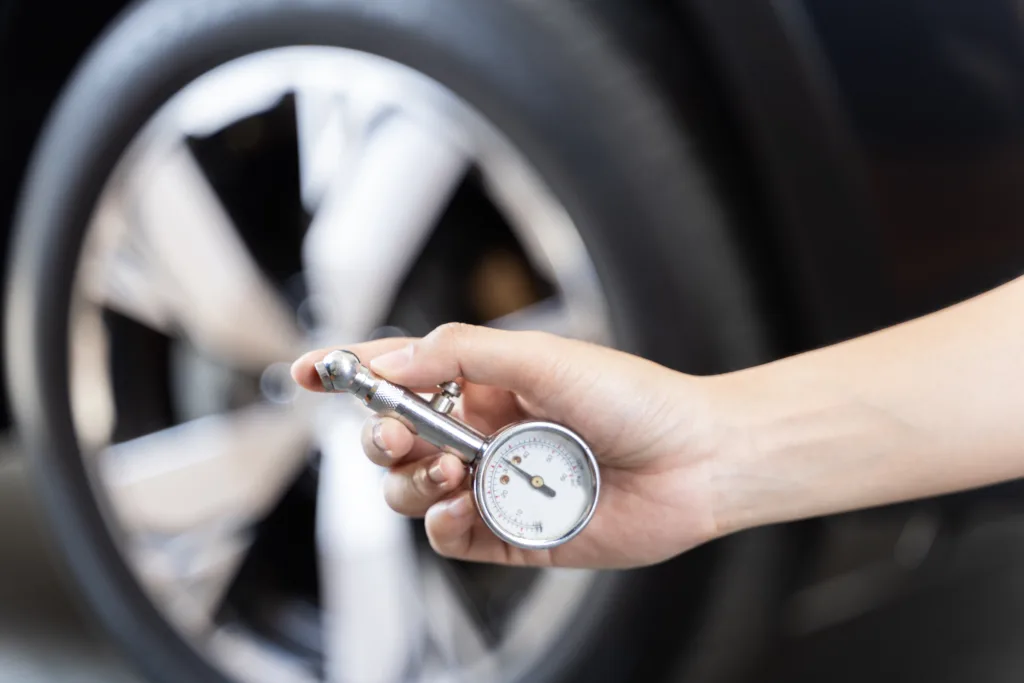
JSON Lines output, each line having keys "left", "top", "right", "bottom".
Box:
{"left": 502, "top": 457, "right": 556, "bottom": 497}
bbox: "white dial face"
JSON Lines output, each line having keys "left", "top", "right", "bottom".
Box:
{"left": 477, "top": 426, "right": 596, "bottom": 546}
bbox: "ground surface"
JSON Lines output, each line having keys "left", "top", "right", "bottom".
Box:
{"left": 0, "top": 451, "right": 140, "bottom": 683}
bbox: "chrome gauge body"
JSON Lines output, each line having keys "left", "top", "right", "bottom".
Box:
{"left": 315, "top": 349, "right": 600, "bottom": 549}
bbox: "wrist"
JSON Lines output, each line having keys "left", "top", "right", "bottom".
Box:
{"left": 698, "top": 361, "right": 855, "bottom": 538}
{"left": 699, "top": 354, "right": 937, "bottom": 538}
{"left": 694, "top": 370, "right": 766, "bottom": 539}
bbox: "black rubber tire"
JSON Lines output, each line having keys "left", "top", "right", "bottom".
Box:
{"left": 4, "top": 0, "right": 789, "bottom": 682}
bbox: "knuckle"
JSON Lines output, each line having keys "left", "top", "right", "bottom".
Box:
{"left": 435, "top": 321, "right": 473, "bottom": 338}
{"left": 424, "top": 321, "right": 477, "bottom": 378}
{"left": 429, "top": 322, "right": 473, "bottom": 352}
{"left": 411, "top": 466, "right": 432, "bottom": 497}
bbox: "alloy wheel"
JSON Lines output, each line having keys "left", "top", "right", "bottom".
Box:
{"left": 66, "top": 47, "right": 615, "bottom": 683}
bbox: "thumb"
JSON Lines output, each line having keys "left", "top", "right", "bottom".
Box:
{"left": 368, "top": 323, "right": 574, "bottom": 398}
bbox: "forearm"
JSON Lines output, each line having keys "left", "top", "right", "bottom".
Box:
{"left": 706, "top": 274, "right": 1024, "bottom": 536}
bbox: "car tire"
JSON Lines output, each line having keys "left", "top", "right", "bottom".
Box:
{"left": 5, "top": 0, "right": 790, "bottom": 682}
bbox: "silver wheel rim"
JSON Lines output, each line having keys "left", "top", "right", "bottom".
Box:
{"left": 66, "top": 47, "right": 614, "bottom": 683}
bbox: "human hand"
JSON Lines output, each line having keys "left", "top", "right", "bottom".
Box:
{"left": 291, "top": 323, "right": 724, "bottom": 569}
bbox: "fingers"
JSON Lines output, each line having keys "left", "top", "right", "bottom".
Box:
{"left": 364, "top": 414, "right": 468, "bottom": 517}
{"left": 423, "top": 492, "right": 478, "bottom": 554}
{"left": 367, "top": 323, "right": 575, "bottom": 400}
{"left": 359, "top": 389, "right": 521, "bottom": 469}
{"left": 290, "top": 323, "right": 595, "bottom": 401}
{"left": 423, "top": 492, "right": 555, "bottom": 567}
{"left": 382, "top": 453, "right": 467, "bottom": 517}
{"left": 359, "top": 415, "right": 444, "bottom": 467}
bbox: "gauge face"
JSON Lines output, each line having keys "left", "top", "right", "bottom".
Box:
{"left": 475, "top": 422, "right": 599, "bottom": 549}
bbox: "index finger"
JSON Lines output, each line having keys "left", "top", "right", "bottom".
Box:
{"left": 290, "top": 336, "right": 414, "bottom": 392}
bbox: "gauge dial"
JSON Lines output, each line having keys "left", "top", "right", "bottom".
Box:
{"left": 474, "top": 422, "right": 599, "bottom": 549}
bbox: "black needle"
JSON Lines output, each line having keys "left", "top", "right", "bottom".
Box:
{"left": 502, "top": 457, "right": 556, "bottom": 497}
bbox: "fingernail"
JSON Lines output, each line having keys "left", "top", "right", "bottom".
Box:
{"left": 371, "top": 419, "right": 392, "bottom": 457}
{"left": 428, "top": 461, "right": 447, "bottom": 485}
{"left": 370, "top": 345, "right": 413, "bottom": 375}
{"left": 445, "top": 495, "right": 472, "bottom": 518}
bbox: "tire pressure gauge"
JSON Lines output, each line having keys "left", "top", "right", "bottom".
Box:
{"left": 314, "top": 350, "right": 600, "bottom": 549}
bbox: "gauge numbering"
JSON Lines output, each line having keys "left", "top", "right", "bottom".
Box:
{"left": 474, "top": 422, "right": 599, "bottom": 549}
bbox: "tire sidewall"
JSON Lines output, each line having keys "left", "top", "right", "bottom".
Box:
{"left": 5, "top": 0, "right": 779, "bottom": 682}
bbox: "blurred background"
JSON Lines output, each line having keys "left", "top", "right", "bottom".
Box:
{"left": 4, "top": 0, "right": 1024, "bottom": 682}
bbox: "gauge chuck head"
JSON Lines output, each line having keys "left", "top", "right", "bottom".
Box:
{"left": 315, "top": 349, "right": 362, "bottom": 392}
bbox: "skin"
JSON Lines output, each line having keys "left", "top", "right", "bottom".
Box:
{"left": 291, "top": 273, "right": 1024, "bottom": 569}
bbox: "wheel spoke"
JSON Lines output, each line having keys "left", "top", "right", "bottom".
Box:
{"left": 98, "top": 403, "right": 310, "bottom": 635}
{"left": 127, "top": 525, "right": 252, "bottom": 635}
{"left": 419, "top": 559, "right": 497, "bottom": 680}
{"left": 301, "top": 111, "right": 469, "bottom": 337}
{"left": 494, "top": 567, "right": 597, "bottom": 679}
{"left": 303, "top": 108, "right": 470, "bottom": 682}
{"left": 478, "top": 146, "right": 613, "bottom": 347}
{"left": 208, "top": 625, "right": 318, "bottom": 683}
{"left": 314, "top": 405, "right": 427, "bottom": 683}
{"left": 78, "top": 189, "right": 178, "bottom": 335}
{"left": 295, "top": 89, "right": 350, "bottom": 215}
{"left": 98, "top": 403, "right": 310, "bottom": 534}
{"left": 84, "top": 143, "right": 303, "bottom": 370}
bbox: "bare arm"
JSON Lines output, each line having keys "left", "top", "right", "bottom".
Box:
{"left": 707, "top": 273, "right": 1024, "bottom": 536}
{"left": 291, "top": 274, "right": 1024, "bottom": 567}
